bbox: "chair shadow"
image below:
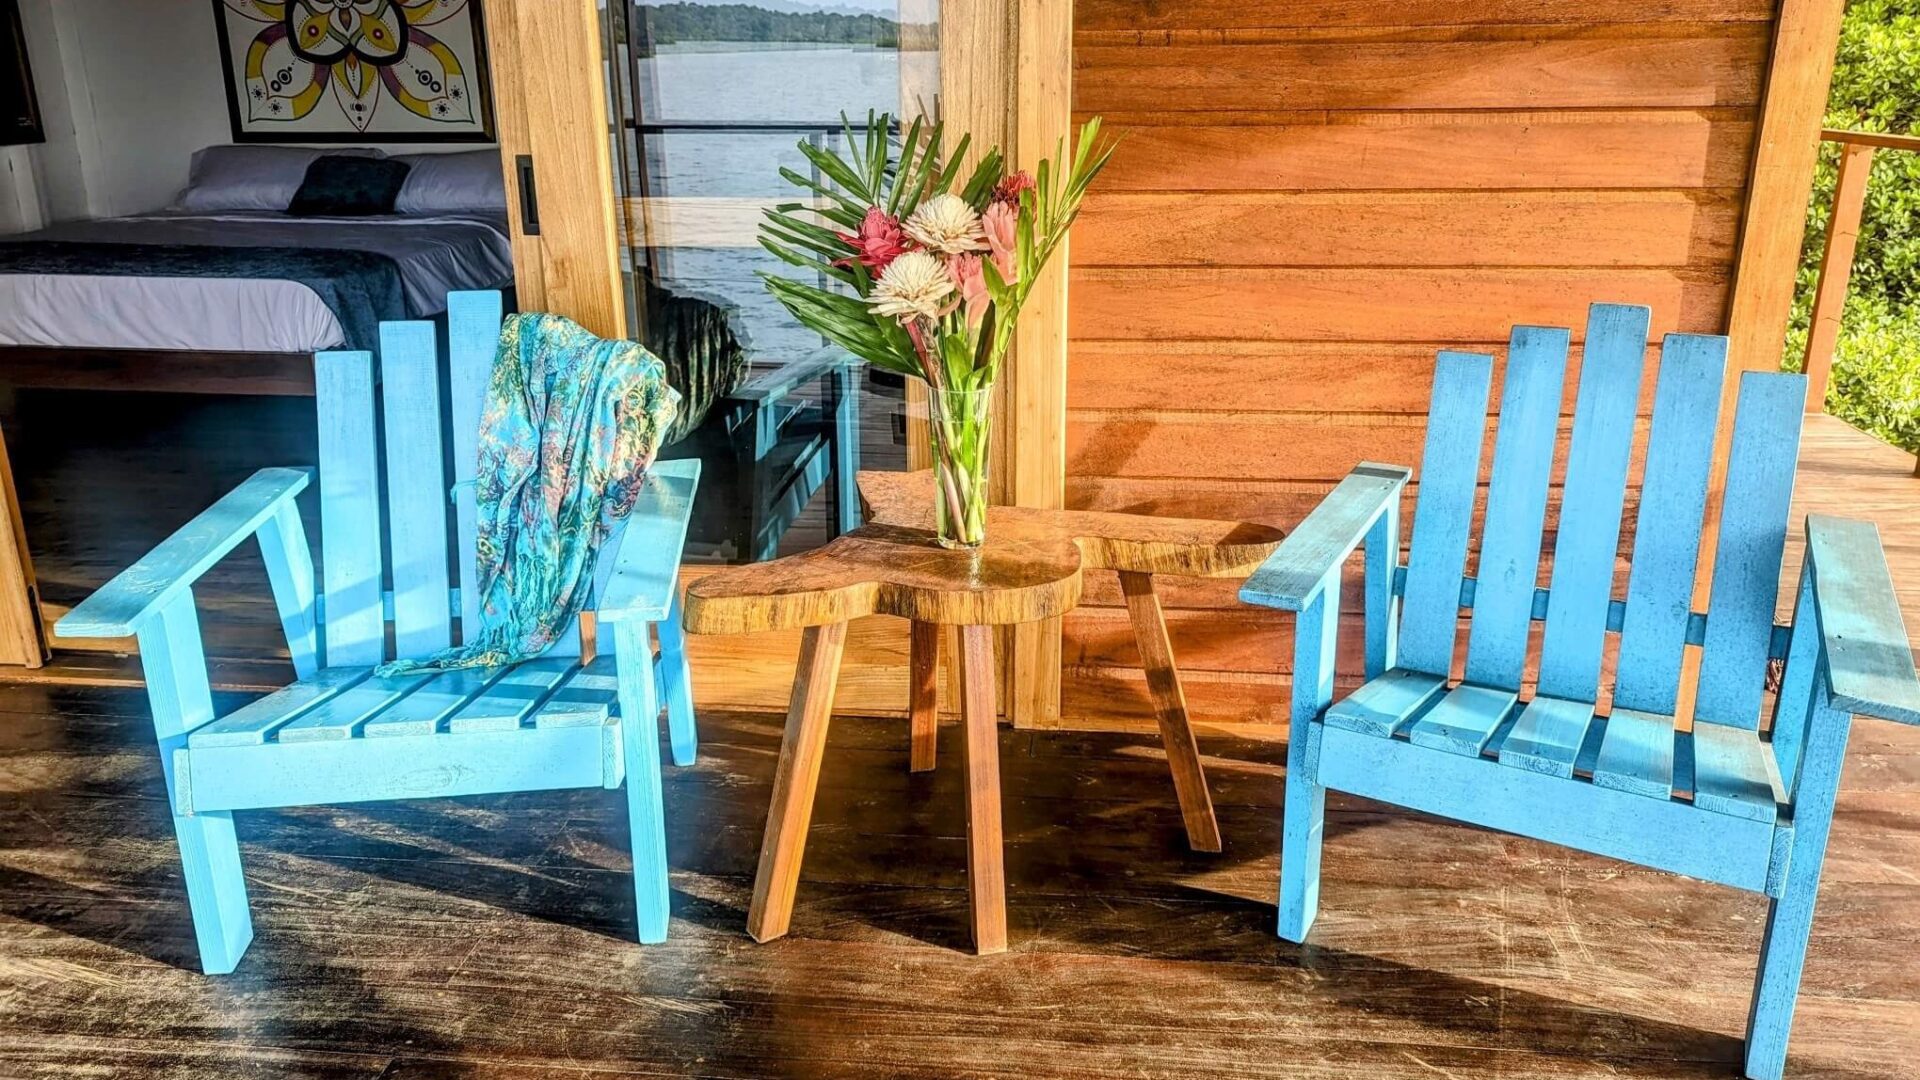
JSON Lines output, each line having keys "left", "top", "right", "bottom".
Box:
{"left": 0, "top": 861, "right": 207, "bottom": 972}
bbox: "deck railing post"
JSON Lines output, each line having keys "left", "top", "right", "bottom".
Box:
{"left": 1800, "top": 140, "right": 1876, "bottom": 415}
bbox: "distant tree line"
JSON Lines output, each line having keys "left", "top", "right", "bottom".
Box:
{"left": 619, "top": 4, "right": 904, "bottom": 50}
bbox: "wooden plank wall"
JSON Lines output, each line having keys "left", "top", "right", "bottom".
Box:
{"left": 1058, "top": 0, "right": 1778, "bottom": 730}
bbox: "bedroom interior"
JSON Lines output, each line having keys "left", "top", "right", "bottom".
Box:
{"left": 0, "top": 0, "right": 884, "bottom": 678}
{"left": 4, "top": 0, "right": 1920, "bottom": 1077}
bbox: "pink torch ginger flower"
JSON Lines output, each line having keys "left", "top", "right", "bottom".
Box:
{"left": 947, "top": 253, "right": 990, "bottom": 326}
{"left": 980, "top": 202, "right": 1019, "bottom": 284}
{"left": 993, "top": 170, "right": 1036, "bottom": 207}
{"left": 835, "top": 207, "right": 909, "bottom": 273}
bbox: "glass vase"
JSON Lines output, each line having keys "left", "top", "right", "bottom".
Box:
{"left": 926, "top": 384, "right": 992, "bottom": 548}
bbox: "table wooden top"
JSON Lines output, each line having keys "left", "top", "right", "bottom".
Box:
{"left": 682, "top": 471, "right": 1285, "bottom": 635}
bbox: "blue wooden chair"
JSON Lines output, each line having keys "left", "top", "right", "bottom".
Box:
{"left": 1239, "top": 303, "right": 1920, "bottom": 1080}
{"left": 55, "top": 290, "right": 701, "bottom": 975}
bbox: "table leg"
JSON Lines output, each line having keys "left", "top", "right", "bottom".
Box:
{"left": 747, "top": 621, "right": 848, "bottom": 943}
{"left": 908, "top": 619, "right": 940, "bottom": 772}
{"left": 957, "top": 624, "right": 1008, "bottom": 954}
{"left": 1118, "top": 570, "right": 1222, "bottom": 853}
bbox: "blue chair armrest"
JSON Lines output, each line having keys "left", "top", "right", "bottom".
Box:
{"left": 1239, "top": 462, "right": 1411, "bottom": 613}
{"left": 57, "top": 467, "right": 312, "bottom": 638}
{"left": 1806, "top": 513, "right": 1920, "bottom": 725}
{"left": 598, "top": 459, "right": 702, "bottom": 624}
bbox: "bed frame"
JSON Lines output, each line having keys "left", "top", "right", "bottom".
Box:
{"left": 0, "top": 347, "right": 316, "bottom": 396}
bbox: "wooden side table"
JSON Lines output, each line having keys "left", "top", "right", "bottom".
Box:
{"left": 682, "top": 470, "right": 1284, "bottom": 954}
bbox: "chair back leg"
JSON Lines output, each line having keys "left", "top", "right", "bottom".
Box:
{"left": 139, "top": 591, "right": 254, "bottom": 973}
{"left": 614, "top": 619, "right": 672, "bottom": 943}
{"left": 658, "top": 589, "right": 698, "bottom": 767}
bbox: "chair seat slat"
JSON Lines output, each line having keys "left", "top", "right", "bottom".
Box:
{"left": 187, "top": 668, "right": 369, "bottom": 748}
{"left": 535, "top": 655, "right": 622, "bottom": 728}
{"left": 1590, "top": 707, "right": 1678, "bottom": 800}
{"left": 1324, "top": 668, "right": 1447, "bottom": 738}
{"left": 1692, "top": 722, "right": 1783, "bottom": 823}
{"left": 1404, "top": 684, "right": 1520, "bottom": 758}
{"left": 362, "top": 667, "right": 503, "bottom": 738}
{"left": 274, "top": 675, "right": 430, "bottom": 743}
{"left": 446, "top": 658, "right": 577, "bottom": 733}
{"left": 1495, "top": 695, "right": 1597, "bottom": 778}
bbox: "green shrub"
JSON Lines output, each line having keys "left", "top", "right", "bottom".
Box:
{"left": 1788, "top": 298, "right": 1920, "bottom": 449}
{"left": 1791, "top": 0, "right": 1920, "bottom": 451}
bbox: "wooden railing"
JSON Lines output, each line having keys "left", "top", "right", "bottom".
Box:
{"left": 1799, "top": 128, "right": 1920, "bottom": 475}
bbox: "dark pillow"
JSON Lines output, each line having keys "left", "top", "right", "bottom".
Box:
{"left": 287, "top": 155, "right": 413, "bottom": 216}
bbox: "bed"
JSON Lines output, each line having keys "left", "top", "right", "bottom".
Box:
{"left": 0, "top": 145, "right": 514, "bottom": 395}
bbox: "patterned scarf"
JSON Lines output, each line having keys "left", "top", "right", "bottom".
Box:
{"left": 380, "top": 312, "right": 680, "bottom": 674}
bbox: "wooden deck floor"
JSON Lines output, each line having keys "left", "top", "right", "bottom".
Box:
{"left": 5, "top": 688, "right": 1920, "bottom": 1078}
{"left": 2, "top": 402, "right": 1918, "bottom": 1077}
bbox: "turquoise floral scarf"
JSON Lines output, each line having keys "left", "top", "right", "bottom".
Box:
{"left": 380, "top": 312, "right": 680, "bottom": 674}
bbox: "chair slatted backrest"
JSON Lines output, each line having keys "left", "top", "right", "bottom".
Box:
{"left": 1611, "top": 333, "right": 1726, "bottom": 714}
{"left": 1397, "top": 352, "right": 1494, "bottom": 678}
{"left": 1534, "top": 305, "right": 1649, "bottom": 702}
{"left": 1461, "top": 326, "right": 1568, "bottom": 690}
{"left": 313, "top": 291, "right": 506, "bottom": 667}
{"left": 1400, "top": 301, "right": 1809, "bottom": 720}
{"left": 1693, "top": 373, "right": 1808, "bottom": 728}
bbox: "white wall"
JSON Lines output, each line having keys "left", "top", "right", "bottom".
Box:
{"left": 2, "top": 0, "right": 497, "bottom": 232}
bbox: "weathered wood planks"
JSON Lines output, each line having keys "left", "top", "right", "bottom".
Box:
{"left": 1061, "top": 0, "right": 1795, "bottom": 729}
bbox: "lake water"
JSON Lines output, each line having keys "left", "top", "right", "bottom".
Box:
{"left": 626, "top": 42, "right": 910, "bottom": 362}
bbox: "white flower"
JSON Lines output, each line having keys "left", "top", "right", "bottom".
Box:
{"left": 867, "top": 250, "right": 954, "bottom": 322}
{"left": 902, "top": 194, "right": 987, "bottom": 255}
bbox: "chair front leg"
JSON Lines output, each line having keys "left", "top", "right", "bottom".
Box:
{"left": 138, "top": 591, "right": 253, "bottom": 974}
{"left": 614, "top": 620, "right": 671, "bottom": 943}
{"left": 1280, "top": 585, "right": 1340, "bottom": 944}
{"left": 1746, "top": 673, "right": 1853, "bottom": 1080}
{"left": 656, "top": 589, "right": 697, "bottom": 767}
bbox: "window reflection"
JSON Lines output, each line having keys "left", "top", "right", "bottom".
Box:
{"left": 602, "top": 1, "right": 937, "bottom": 564}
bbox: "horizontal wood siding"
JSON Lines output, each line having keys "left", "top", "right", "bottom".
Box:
{"left": 1064, "top": 2, "right": 1771, "bottom": 729}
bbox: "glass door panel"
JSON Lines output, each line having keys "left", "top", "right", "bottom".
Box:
{"left": 601, "top": 1, "right": 937, "bottom": 564}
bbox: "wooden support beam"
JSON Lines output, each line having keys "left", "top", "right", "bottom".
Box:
{"left": 0, "top": 426, "right": 45, "bottom": 667}
{"left": 1801, "top": 141, "right": 1876, "bottom": 414}
{"left": 1686, "top": 0, "right": 1846, "bottom": 722}
{"left": 481, "top": 0, "right": 626, "bottom": 338}
{"left": 1725, "top": 0, "right": 1846, "bottom": 376}
{"left": 1006, "top": 0, "right": 1075, "bottom": 729}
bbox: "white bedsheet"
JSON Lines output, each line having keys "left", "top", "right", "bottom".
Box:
{"left": 0, "top": 212, "right": 514, "bottom": 353}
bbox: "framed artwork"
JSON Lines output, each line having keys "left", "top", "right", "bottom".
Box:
{"left": 1, "top": 0, "right": 44, "bottom": 147}
{"left": 212, "top": 0, "right": 495, "bottom": 143}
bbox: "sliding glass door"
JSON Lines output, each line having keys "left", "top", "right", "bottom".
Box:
{"left": 599, "top": 1, "right": 937, "bottom": 564}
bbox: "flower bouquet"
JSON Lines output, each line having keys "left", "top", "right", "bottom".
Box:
{"left": 758, "top": 112, "right": 1114, "bottom": 547}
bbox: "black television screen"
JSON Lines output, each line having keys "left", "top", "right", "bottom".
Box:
{"left": 0, "top": 0, "right": 42, "bottom": 147}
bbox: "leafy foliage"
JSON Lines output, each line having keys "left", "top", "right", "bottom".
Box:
{"left": 757, "top": 112, "right": 1114, "bottom": 391}
{"left": 1788, "top": 0, "right": 1920, "bottom": 451}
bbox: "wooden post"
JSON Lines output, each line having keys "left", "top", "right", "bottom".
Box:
{"left": 1005, "top": 0, "right": 1075, "bottom": 729}
{"left": 1685, "top": 0, "right": 1846, "bottom": 723}
{"left": 1800, "top": 141, "right": 1876, "bottom": 414}
{"left": 481, "top": 0, "right": 628, "bottom": 338}
{"left": 0, "top": 425, "right": 45, "bottom": 667}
